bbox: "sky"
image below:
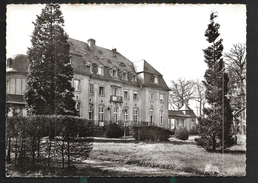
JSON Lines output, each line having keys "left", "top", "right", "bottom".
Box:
{"left": 6, "top": 4, "right": 246, "bottom": 111}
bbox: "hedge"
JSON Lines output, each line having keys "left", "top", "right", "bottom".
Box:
{"left": 6, "top": 115, "right": 93, "bottom": 170}
{"left": 133, "top": 126, "right": 172, "bottom": 141}
{"left": 105, "top": 123, "right": 123, "bottom": 138}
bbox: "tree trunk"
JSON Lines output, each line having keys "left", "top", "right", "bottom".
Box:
{"left": 37, "top": 138, "right": 40, "bottom": 163}
{"left": 48, "top": 138, "right": 52, "bottom": 168}
{"left": 212, "top": 133, "right": 216, "bottom": 151}
{"left": 37, "top": 137, "right": 40, "bottom": 172}
{"left": 61, "top": 140, "right": 64, "bottom": 169}
{"left": 6, "top": 137, "right": 11, "bottom": 163}
{"left": 67, "top": 136, "right": 70, "bottom": 168}
{"left": 199, "top": 101, "right": 202, "bottom": 117}
{"left": 14, "top": 138, "right": 18, "bottom": 165}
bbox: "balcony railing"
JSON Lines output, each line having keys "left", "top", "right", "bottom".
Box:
{"left": 110, "top": 95, "right": 123, "bottom": 103}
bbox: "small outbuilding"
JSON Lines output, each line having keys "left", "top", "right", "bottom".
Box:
{"left": 168, "top": 104, "right": 197, "bottom": 131}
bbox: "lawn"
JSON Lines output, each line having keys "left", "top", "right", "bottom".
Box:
{"left": 6, "top": 135, "right": 246, "bottom": 177}
{"left": 89, "top": 135, "right": 246, "bottom": 176}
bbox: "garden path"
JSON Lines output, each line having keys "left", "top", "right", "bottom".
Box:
{"left": 77, "top": 159, "right": 192, "bottom": 176}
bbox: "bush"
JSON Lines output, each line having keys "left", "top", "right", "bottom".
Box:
{"left": 93, "top": 126, "right": 106, "bottom": 137}
{"left": 122, "top": 126, "right": 130, "bottom": 136}
{"left": 133, "top": 126, "right": 172, "bottom": 141}
{"left": 105, "top": 123, "right": 123, "bottom": 138}
{"left": 175, "top": 127, "right": 189, "bottom": 140}
{"left": 189, "top": 127, "right": 198, "bottom": 135}
{"left": 6, "top": 115, "right": 93, "bottom": 170}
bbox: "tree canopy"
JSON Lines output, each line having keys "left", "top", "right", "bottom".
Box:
{"left": 25, "top": 4, "right": 77, "bottom": 116}
{"left": 195, "top": 12, "right": 235, "bottom": 152}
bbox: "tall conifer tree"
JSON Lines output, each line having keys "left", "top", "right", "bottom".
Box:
{"left": 25, "top": 4, "right": 77, "bottom": 116}
{"left": 195, "top": 12, "right": 235, "bottom": 151}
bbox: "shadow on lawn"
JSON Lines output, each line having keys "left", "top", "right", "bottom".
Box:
{"left": 92, "top": 138, "right": 194, "bottom": 145}
{"left": 224, "top": 149, "right": 246, "bottom": 154}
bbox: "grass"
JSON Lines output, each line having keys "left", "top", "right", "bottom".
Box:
{"left": 6, "top": 135, "right": 246, "bottom": 177}
{"left": 89, "top": 136, "right": 246, "bottom": 176}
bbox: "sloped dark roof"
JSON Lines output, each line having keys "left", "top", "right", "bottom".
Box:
{"left": 6, "top": 54, "right": 28, "bottom": 73}
{"left": 6, "top": 94, "right": 26, "bottom": 104}
{"left": 144, "top": 61, "right": 162, "bottom": 76}
{"left": 168, "top": 110, "right": 185, "bottom": 116}
{"left": 6, "top": 38, "right": 170, "bottom": 90}
{"left": 184, "top": 110, "right": 197, "bottom": 118}
{"left": 168, "top": 110, "right": 196, "bottom": 118}
{"left": 179, "top": 104, "right": 197, "bottom": 118}
{"left": 68, "top": 38, "right": 135, "bottom": 74}
{"left": 133, "top": 60, "right": 170, "bottom": 91}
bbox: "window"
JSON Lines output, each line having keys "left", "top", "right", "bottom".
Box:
{"left": 99, "top": 86, "right": 104, "bottom": 96}
{"left": 150, "top": 109, "right": 154, "bottom": 123}
{"left": 89, "top": 105, "right": 93, "bottom": 120}
{"left": 133, "top": 91, "right": 138, "bottom": 100}
{"left": 124, "top": 90, "right": 128, "bottom": 100}
{"left": 112, "top": 69, "right": 117, "bottom": 77}
{"left": 150, "top": 92, "right": 154, "bottom": 101}
{"left": 74, "top": 79, "right": 80, "bottom": 91}
{"left": 132, "top": 75, "right": 136, "bottom": 82}
{"left": 99, "top": 106, "right": 104, "bottom": 122}
{"left": 160, "top": 94, "right": 164, "bottom": 102}
{"left": 76, "top": 101, "right": 80, "bottom": 115}
{"left": 89, "top": 84, "right": 94, "bottom": 95}
{"left": 133, "top": 109, "right": 138, "bottom": 123}
{"left": 112, "top": 88, "right": 117, "bottom": 96}
{"left": 160, "top": 111, "right": 163, "bottom": 124}
{"left": 90, "top": 65, "right": 93, "bottom": 73}
{"left": 114, "top": 107, "right": 118, "bottom": 123}
{"left": 6, "top": 79, "right": 9, "bottom": 93}
{"left": 154, "top": 76, "right": 158, "bottom": 84}
{"left": 122, "top": 72, "right": 127, "bottom": 80}
{"left": 124, "top": 108, "right": 128, "bottom": 121}
{"left": 98, "top": 66, "right": 104, "bottom": 75}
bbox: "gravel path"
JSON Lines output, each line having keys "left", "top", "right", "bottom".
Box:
{"left": 78, "top": 159, "right": 192, "bottom": 177}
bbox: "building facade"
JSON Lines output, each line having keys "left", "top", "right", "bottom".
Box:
{"left": 168, "top": 104, "right": 197, "bottom": 131}
{"left": 6, "top": 38, "right": 171, "bottom": 129}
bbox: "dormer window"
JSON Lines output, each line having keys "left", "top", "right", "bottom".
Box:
{"left": 94, "top": 56, "right": 99, "bottom": 60}
{"left": 86, "top": 63, "right": 93, "bottom": 73}
{"left": 122, "top": 72, "right": 127, "bottom": 80}
{"left": 119, "top": 62, "right": 125, "bottom": 66}
{"left": 132, "top": 75, "right": 137, "bottom": 82}
{"left": 154, "top": 76, "right": 158, "bottom": 84}
{"left": 112, "top": 69, "right": 117, "bottom": 77}
{"left": 98, "top": 66, "right": 104, "bottom": 75}
{"left": 107, "top": 59, "right": 112, "bottom": 63}
{"left": 99, "top": 50, "right": 103, "bottom": 54}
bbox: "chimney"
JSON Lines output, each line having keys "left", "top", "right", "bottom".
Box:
{"left": 87, "top": 38, "right": 96, "bottom": 48}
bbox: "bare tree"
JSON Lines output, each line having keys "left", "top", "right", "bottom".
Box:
{"left": 224, "top": 43, "right": 246, "bottom": 134}
{"left": 169, "top": 78, "right": 196, "bottom": 110}
{"left": 194, "top": 80, "right": 206, "bottom": 117}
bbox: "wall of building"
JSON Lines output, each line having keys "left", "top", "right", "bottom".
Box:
{"left": 6, "top": 73, "right": 26, "bottom": 95}
{"left": 72, "top": 73, "right": 169, "bottom": 128}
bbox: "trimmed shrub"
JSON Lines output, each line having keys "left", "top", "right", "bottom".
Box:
{"left": 105, "top": 123, "right": 123, "bottom": 138}
{"left": 93, "top": 126, "right": 106, "bottom": 137}
{"left": 175, "top": 127, "right": 189, "bottom": 140}
{"left": 121, "top": 126, "right": 130, "bottom": 136}
{"left": 133, "top": 126, "right": 172, "bottom": 141}
{"left": 189, "top": 127, "right": 198, "bottom": 135}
